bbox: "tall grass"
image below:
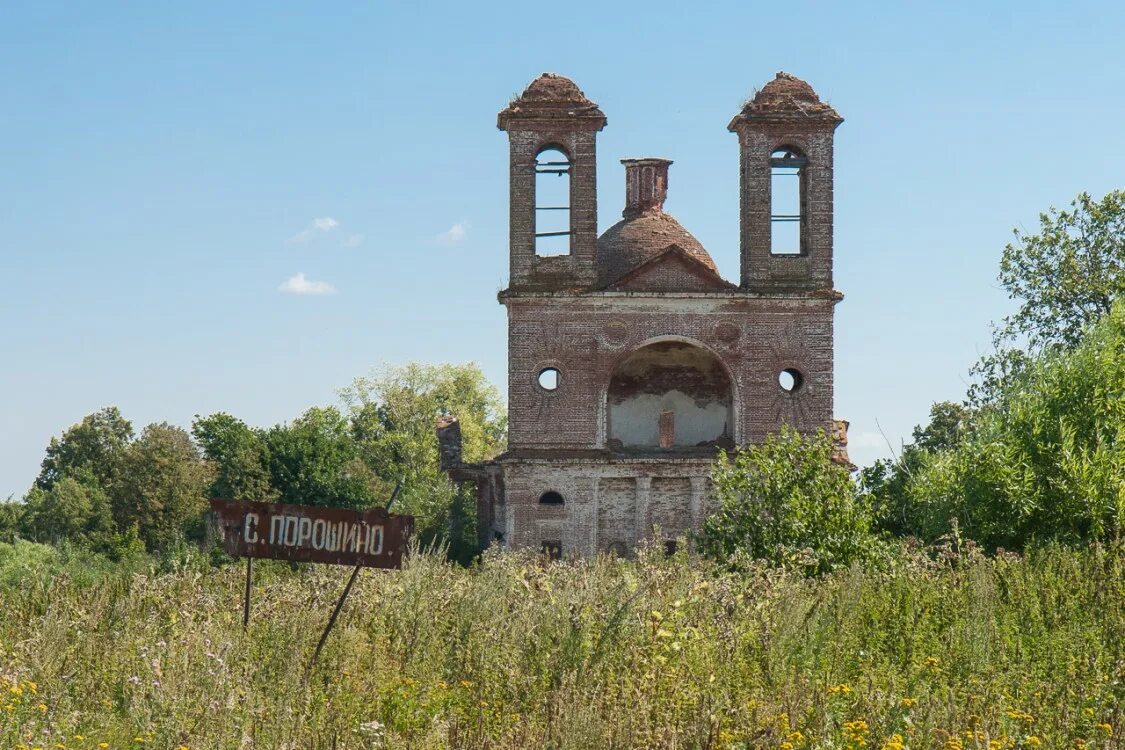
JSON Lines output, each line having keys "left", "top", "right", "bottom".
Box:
{"left": 1, "top": 541, "right": 1122, "bottom": 749}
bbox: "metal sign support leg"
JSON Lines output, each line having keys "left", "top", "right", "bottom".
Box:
{"left": 306, "top": 563, "right": 362, "bottom": 675}
{"left": 243, "top": 557, "right": 253, "bottom": 628}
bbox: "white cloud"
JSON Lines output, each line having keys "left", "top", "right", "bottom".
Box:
{"left": 342, "top": 233, "right": 364, "bottom": 248}
{"left": 435, "top": 222, "right": 468, "bottom": 244}
{"left": 278, "top": 272, "right": 337, "bottom": 295}
{"left": 289, "top": 217, "right": 340, "bottom": 243}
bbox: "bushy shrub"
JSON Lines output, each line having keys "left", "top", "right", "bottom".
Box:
{"left": 701, "top": 426, "right": 884, "bottom": 573}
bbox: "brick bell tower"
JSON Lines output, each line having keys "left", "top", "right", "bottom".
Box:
{"left": 438, "top": 72, "right": 847, "bottom": 558}
{"left": 496, "top": 73, "right": 606, "bottom": 290}
{"left": 728, "top": 72, "right": 844, "bottom": 291}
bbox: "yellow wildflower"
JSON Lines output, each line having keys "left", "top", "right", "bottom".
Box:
{"left": 881, "top": 733, "right": 905, "bottom": 750}
{"left": 923, "top": 656, "right": 940, "bottom": 669}
{"left": 1026, "top": 737, "right": 1041, "bottom": 747}
{"left": 1097, "top": 723, "right": 1113, "bottom": 736}
{"left": 900, "top": 697, "right": 917, "bottom": 708}
{"left": 99, "top": 744, "right": 109, "bottom": 749}
{"left": 780, "top": 743, "right": 793, "bottom": 750}
{"left": 37, "top": 703, "right": 48, "bottom": 712}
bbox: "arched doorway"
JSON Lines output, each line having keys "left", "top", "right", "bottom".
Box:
{"left": 607, "top": 341, "right": 733, "bottom": 449}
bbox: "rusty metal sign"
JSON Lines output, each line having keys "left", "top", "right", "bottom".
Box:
{"left": 210, "top": 499, "right": 413, "bottom": 569}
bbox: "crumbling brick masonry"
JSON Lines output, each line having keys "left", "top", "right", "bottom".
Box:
{"left": 438, "top": 72, "right": 848, "bottom": 558}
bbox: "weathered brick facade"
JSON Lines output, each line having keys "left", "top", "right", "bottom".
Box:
{"left": 440, "top": 72, "right": 846, "bottom": 558}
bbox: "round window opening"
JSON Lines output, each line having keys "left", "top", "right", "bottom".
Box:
{"left": 539, "top": 491, "right": 565, "bottom": 505}
{"left": 537, "top": 367, "right": 560, "bottom": 391}
{"left": 778, "top": 368, "right": 804, "bottom": 393}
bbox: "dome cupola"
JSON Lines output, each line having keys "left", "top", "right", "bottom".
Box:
{"left": 595, "top": 158, "right": 717, "bottom": 287}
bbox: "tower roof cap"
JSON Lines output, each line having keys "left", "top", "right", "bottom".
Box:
{"left": 728, "top": 72, "right": 842, "bottom": 129}
{"left": 498, "top": 73, "right": 607, "bottom": 130}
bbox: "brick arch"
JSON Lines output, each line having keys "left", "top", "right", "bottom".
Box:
{"left": 768, "top": 136, "right": 812, "bottom": 157}
{"left": 533, "top": 141, "right": 572, "bottom": 160}
{"left": 599, "top": 335, "right": 741, "bottom": 449}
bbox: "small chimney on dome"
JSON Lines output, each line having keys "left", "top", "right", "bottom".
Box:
{"left": 621, "top": 158, "right": 672, "bottom": 219}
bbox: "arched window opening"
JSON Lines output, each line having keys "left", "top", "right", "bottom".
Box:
{"left": 539, "top": 491, "right": 565, "bottom": 506}
{"left": 607, "top": 341, "right": 734, "bottom": 450}
{"left": 770, "top": 147, "right": 807, "bottom": 255}
{"left": 535, "top": 147, "right": 571, "bottom": 256}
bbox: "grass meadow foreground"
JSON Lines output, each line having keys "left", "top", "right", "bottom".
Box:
{"left": 1, "top": 542, "right": 1122, "bottom": 750}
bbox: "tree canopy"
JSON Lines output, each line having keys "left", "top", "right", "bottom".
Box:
{"left": 997, "top": 189, "right": 1125, "bottom": 352}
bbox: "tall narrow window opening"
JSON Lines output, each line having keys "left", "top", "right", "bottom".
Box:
{"left": 535, "top": 147, "right": 571, "bottom": 256}
{"left": 770, "top": 147, "right": 807, "bottom": 255}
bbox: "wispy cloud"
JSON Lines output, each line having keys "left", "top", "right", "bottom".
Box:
{"left": 278, "top": 272, "right": 337, "bottom": 295}
{"left": 341, "top": 233, "right": 364, "bottom": 249}
{"left": 435, "top": 222, "right": 468, "bottom": 244}
{"left": 288, "top": 217, "right": 339, "bottom": 244}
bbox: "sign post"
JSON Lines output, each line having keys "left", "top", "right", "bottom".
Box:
{"left": 210, "top": 499, "right": 413, "bottom": 569}
{"left": 210, "top": 498, "right": 414, "bottom": 667}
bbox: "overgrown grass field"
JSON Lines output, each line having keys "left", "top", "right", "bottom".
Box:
{"left": 1, "top": 542, "right": 1122, "bottom": 749}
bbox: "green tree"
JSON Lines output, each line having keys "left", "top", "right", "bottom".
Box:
{"left": 996, "top": 189, "right": 1125, "bottom": 352}
{"left": 262, "top": 406, "right": 383, "bottom": 509}
{"left": 21, "top": 473, "right": 114, "bottom": 545}
{"left": 906, "top": 300, "right": 1125, "bottom": 549}
{"left": 701, "top": 426, "right": 882, "bottom": 574}
{"left": 36, "top": 407, "right": 133, "bottom": 491}
{"left": 192, "top": 412, "right": 277, "bottom": 502}
{"left": 111, "top": 423, "right": 214, "bottom": 552}
{"left": 860, "top": 401, "right": 973, "bottom": 537}
{"left": 0, "top": 500, "right": 23, "bottom": 544}
{"left": 340, "top": 362, "right": 506, "bottom": 559}
{"left": 968, "top": 190, "right": 1124, "bottom": 407}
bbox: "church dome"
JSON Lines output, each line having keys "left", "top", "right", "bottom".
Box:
{"left": 597, "top": 212, "right": 717, "bottom": 286}
{"left": 596, "top": 157, "right": 717, "bottom": 286}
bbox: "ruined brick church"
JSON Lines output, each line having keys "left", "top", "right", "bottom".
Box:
{"left": 439, "top": 71, "right": 847, "bottom": 558}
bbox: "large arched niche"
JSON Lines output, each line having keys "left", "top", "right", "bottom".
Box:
{"left": 607, "top": 340, "right": 733, "bottom": 450}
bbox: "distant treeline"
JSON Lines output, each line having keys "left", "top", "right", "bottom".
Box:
{"left": 0, "top": 363, "right": 506, "bottom": 563}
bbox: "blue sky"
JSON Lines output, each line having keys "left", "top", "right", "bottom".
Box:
{"left": 2, "top": 0, "right": 1123, "bottom": 499}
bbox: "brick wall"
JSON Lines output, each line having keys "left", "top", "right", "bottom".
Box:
{"left": 503, "top": 294, "right": 836, "bottom": 450}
